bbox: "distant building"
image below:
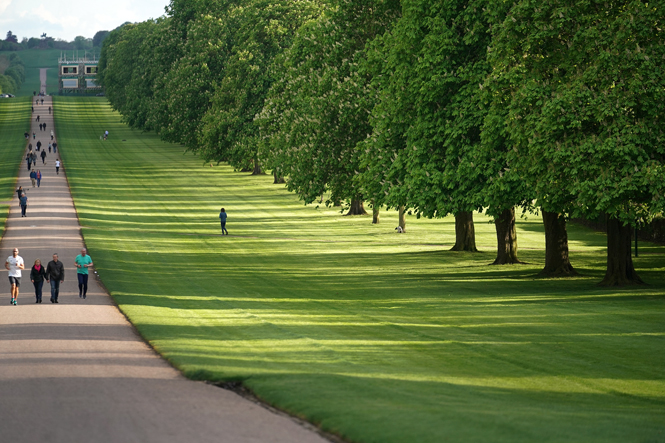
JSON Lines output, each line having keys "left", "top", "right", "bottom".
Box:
{"left": 58, "top": 52, "right": 101, "bottom": 94}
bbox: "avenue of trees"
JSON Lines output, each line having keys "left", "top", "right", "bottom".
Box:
{"left": 97, "top": 0, "right": 665, "bottom": 286}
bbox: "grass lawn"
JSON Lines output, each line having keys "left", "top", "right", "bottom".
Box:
{"left": 0, "top": 97, "right": 32, "bottom": 229}
{"left": 0, "top": 49, "right": 62, "bottom": 96}
{"left": 54, "top": 97, "right": 665, "bottom": 443}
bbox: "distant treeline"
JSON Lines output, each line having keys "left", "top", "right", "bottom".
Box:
{"left": 1, "top": 30, "right": 110, "bottom": 51}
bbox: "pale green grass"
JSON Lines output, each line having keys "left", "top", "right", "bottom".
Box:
{"left": 0, "top": 97, "right": 32, "bottom": 229}
{"left": 55, "top": 97, "right": 665, "bottom": 443}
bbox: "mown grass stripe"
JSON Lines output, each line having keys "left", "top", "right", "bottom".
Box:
{"left": 55, "top": 97, "right": 665, "bottom": 443}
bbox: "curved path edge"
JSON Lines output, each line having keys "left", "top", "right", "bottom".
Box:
{"left": 0, "top": 89, "right": 330, "bottom": 442}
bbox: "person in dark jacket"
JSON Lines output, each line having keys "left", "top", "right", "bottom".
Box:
{"left": 219, "top": 208, "right": 228, "bottom": 235}
{"left": 40, "top": 150, "right": 46, "bottom": 164}
{"left": 45, "top": 254, "right": 65, "bottom": 303}
{"left": 19, "top": 193, "right": 28, "bottom": 217}
{"left": 30, "top": 259, "right": 47, "bottom": 303}
{"left": 30, "top": 170, "right": 37, "bottom": 187}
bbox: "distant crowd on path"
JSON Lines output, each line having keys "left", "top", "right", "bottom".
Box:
{"left": 19, "top": 99, "right": 62, "bottom": 217}
{"left": 6, "top": 248, "right": 93, "bottom": 305}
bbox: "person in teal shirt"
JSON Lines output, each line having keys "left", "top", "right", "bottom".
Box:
{"left": 75, "top": 248, "right": 93, "bottom": 299}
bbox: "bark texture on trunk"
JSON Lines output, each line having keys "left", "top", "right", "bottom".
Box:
{"left": 372, "top": 205, "right": 380, "bottom": 224}
{"left": 398, "top": 206, "right": 406, "bottom": 232}
{"left": 450, "top": 211, "right": 478, "bottom": 252}
{"left": 539, "top": 210, "right": 577, "bottom": 276}
{"left": 251, "top": 159, "right": 264, "bottom": 175}
{"left": 273, "top": 169, "right": 285, "bottom": 184}
{"left": 599, "top": 217, "right": 645, "bottom": 286}
{"left": 492, "top": 207, "right": 523, "bottom": 265}
{"left": 345, "top": 199, "right": 367, "bottom": 216}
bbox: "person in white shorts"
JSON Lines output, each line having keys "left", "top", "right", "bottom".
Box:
{"left": 5, "top": 248, "right": 25, "bottom": 305}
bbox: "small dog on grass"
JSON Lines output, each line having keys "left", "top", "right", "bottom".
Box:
{"left": 395, "top": 226, "right": 404, "bottom": 233}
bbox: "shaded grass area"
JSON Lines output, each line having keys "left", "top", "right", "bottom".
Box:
{"left": 0, "top": 97, "right": 31, "bottom": 231}
{"left": 55, "top": 97, "right": 665, "bottom": 443}
{"left": 0, "top": 49, "right": 61, "bottom": 96}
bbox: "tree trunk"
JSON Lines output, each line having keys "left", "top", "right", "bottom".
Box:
{"left": 599, "top": 217, "right": 645, "bottom": 286}
{"left": 251, "top": 158, "right": 264, "bottom": 175}
{"left": 273, "top": 169, "right": 285, "bottom": 184}
{"left": 345, "top": 199, "right": 367, "bottom": 216}
{"left": 539, "top": 210, "right": 577, "bottom": 276}
{"left": 372, "top": 205, "right": 380, "bottom": 224}
{"left": 450, "top": 211, "right": 478, "bottom": 252}
{"left": 492, "top": 207, "right": 523, "bottom": 265}
{"left": 398, "top": 206, "right": 406, "bottom": 232}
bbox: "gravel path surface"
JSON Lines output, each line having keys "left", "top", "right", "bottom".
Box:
{"left": 0, "top": 93, "right": 329, "bottom": 443}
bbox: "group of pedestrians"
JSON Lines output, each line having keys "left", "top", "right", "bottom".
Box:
{"left": 6, "top": 248, "right": 93, "bottom": 305}
{"left": 18, "top": 100, "right": 62, "bottom": 217}
{"left": 7, "top": 98, "right": 96, "bottom": 305}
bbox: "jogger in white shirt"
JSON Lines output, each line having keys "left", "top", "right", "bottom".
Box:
{"left": 5, "top": 248, "right": 25, "bottom": 305}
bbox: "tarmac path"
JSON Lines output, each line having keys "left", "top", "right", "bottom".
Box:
{"left": 0, "top": 90, "right": 329, "bottom": 440}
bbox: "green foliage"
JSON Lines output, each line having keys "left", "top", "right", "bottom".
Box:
{"left": 99, "top": 19, "right": 180, "bottom": 131}
{"left": 0, "top": 74, "right": 17, "bottom": 93}
{"left": 359, "top": 0, "right": 526, "bottom": 218}
{"left": 197, "top": 0, "right": 324, "bottom": 169}
{"left": 258, "top": 0, "right": 400, "bottom": 205}
{"left": 92, "top": 30, "right": 110, "bottom": 48}
{"left": 5, "top": 64, "right": 25, "bottom": 85}
{"left": 487, "top": 0, "right": 665, "bottom": 225}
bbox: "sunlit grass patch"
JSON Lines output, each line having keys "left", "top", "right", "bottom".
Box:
{"left": 55, "top": 97, "right": 665, "bottom": 443}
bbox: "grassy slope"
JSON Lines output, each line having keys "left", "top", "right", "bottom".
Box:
{"left": 54, "top": 97, "right": 665, "bottom": 443}
{"left": 0, "top": 97, "right": 32, "bottom": 230}
{"left": 0, "top": 49, "right": 62, "bottom": 96}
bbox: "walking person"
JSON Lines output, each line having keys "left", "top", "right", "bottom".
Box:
{"left": 16, "top": 186, "right": 24, "bottom": 200}
{"left": 40, "top": 149, "right": 46, "bottom": 164}
{"left": 45, "top": 254, "right": 65, "bottom": 303}
{"left": 36, "top": 140, "right": 41, "bottom": 151}
{"left": 36, "top": 115, "right": 40, "bottom": 122}
{"left": 6, "top": 248, "right": 25, "bottom": 305}
{"left": 26, "top": 152, "right": 32, "bottom": 170}
{"left": 19, "top": 193, "right": 28, "bottom": 217}
{"left": 36, "top": 170, "right": 42, "bottom": 187}
{"left": 30, "top": 259, "right": 46, "bottom": 303}
{"left": 75, "top": 248, "right": 93, "bottom": 299}
{"left": 31, "top": 151, "right": 37, "bottom": 168}
{"left": 50, "top": 130, "right": 54, "bottom": 141}
{"left": 41, "top": 98, "right": 44, "bottom": 105}
{"left": 43, "top": 122, "right": 47, "bottom": 132}
{"left": 52, "top": 142, "right": 57, "bottom": 153}
{"left": 48, "top": 143, "right": 52, "bottom": 153}
{"left": 219, "top": 208, "right": 228, "bottom": 235}
{"left": 48, "top": 106, "right": 51, "bottom": 114}
{"left": 30, "top": 169, "right": 36, "bottom": 187}
{"left": 55, "top": 159, "right": 61, "bottom": 175}
{"left": 32, "top": 132, "right": 35, "bottom": 139}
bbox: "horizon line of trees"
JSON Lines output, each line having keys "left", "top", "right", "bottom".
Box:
{"left": 97, "top": 0, "right": 665, "bottom": 287}
{"left": 1, "top": 30, "right": 111, "bottom": 52}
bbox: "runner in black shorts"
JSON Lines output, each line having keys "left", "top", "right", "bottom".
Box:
{"left": 6, "top": 248, "right": 25, "bottom": 305}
